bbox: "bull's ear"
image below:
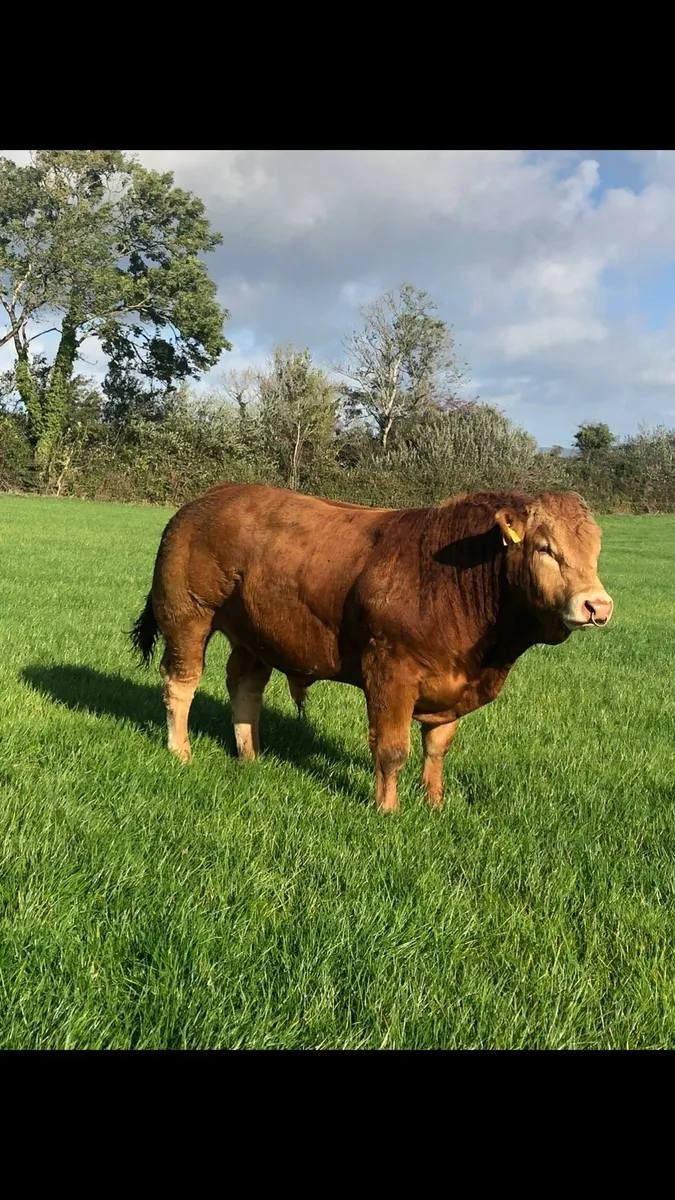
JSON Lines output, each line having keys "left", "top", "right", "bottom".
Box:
{"left": 495, "top": 508, "right": 526, "bottom": 547}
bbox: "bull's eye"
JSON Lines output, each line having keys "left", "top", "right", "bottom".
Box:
{"left": 538, "top": 545, "right": 555, "bottom": 557}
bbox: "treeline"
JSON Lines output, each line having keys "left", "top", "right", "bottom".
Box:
{"left": 2, "top": 151, "right": 674, "bottom": 513}
{"left": 2, "top": 347, "right": 674, "bottom": 513}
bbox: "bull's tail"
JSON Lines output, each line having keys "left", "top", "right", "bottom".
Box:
{"left": 130, "top": 591, "right": 160, "bottom": 667}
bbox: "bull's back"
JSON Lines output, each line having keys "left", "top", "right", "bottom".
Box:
{"left": 153, "top": 483, "right": 393, "bottom": 680}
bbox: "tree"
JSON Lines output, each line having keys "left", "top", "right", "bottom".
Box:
{"left": 338, "top": 282, "right": 468, "bottom": 450}
{"left": 0, "top": 150, "right": 230, "bottom": 482}
{"left": 258, "top": 345, "right": 338, "bottom": 491}
{"left": 573, "top": 422, "right": 615, "bottom": 456}
{"left": 220, "top": 367, "right": 259, "bottom": 420}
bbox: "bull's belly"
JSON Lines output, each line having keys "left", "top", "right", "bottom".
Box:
{"left": 213, "top": 594, "right": 343, "bottom": 681}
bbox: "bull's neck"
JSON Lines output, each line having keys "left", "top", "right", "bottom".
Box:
{"left": 426, "top": 513, "right": 537, "bottom": 664}
{"left": 447, "top": 572, "right": 539, "bottom": 672}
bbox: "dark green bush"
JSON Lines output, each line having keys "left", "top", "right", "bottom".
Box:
{"left": 0, "top": 414, "right": 37, "bottom": 492}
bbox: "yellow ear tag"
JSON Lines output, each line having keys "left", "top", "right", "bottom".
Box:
{"left": 506, "top": 526, "right": 521, "bottom": 544}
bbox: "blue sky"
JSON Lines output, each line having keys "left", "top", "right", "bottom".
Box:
{"left": 4, "top": 150, "right": 675, "bottom": 446}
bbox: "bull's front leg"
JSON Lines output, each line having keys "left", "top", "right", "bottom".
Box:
{"left": 363, "top": 665, "right": 417, "bottom": 813}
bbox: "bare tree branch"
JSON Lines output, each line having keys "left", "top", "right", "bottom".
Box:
{"left": 220, "top": 367, "right": 259, "bottom": 415}
{"left": 27, "top": 327, "right": 58, "bottom": 344}
{"left": 336, "top": 283, "right": 469, "bottom": 448}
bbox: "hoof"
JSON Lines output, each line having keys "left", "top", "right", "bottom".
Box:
{"left": 169, "top": 742, "right": 192, "bottom": 764}
{"left": 376, "top": 799, "right": 400, "bottom": 814}
{"left": 425, "top": 792, "right": 444, "bottom": 811}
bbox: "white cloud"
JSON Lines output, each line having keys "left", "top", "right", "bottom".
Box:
{"left": 218, "top": 277, "right": 278, "bottom": 317}
{"left": 496, "top": 317, "right": 607, "bottom": 359}
{"left": 556, "top": 158, "right": 600, "bottom": 226}
{"left": 527, "top": 257, "right": 604, "bottom": 304}
{"left": 338, "top": 279, "right": 382, "bottom": 307}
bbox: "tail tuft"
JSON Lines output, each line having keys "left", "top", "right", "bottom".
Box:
{"left": 130, "top": 592, "right": 160, "bottom": 667}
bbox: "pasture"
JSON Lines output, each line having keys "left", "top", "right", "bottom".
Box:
{"left": 1, "top": 494, "right": 675, "bottom": 1049}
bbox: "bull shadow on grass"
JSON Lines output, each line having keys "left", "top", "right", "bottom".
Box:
{"left": 21, "top": 663, "right": 373, "bottom": 804}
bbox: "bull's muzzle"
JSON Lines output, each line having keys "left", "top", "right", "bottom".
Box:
{"left": 563, "top": 591, "right": 614, "bottom": 630}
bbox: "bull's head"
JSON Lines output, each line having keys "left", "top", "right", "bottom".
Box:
{"left": 495, "top": 491, "right": 614, "bottom": 642}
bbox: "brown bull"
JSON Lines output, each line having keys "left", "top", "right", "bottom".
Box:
{"left": 131, "top": 484, "right": 613, "bottom": 812}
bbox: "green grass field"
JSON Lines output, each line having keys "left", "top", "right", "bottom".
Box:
{"left": 2, "top": 495, "right": 675, "bottom": 1049}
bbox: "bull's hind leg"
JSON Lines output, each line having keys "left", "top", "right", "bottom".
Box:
{"left": 226, "top": 645, "right": 272, "bottom": 761}
{"left": 160, "top": 618, "right": 212, "bottom": 764}
{"left": 420, "top": 719, "right": 458, "bottom": 810}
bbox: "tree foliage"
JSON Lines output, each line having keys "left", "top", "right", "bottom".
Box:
{"left": 257, "top": 346, "right": 339, "bottom": 491}
{"left": 574, "top": 422, "right": 615, "bottom": 456}
{"left": 389, "top": 405, "right": 542, "bottom": 502}
{"left": 0, "top": 149, "right": 229, "bottom": 481}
